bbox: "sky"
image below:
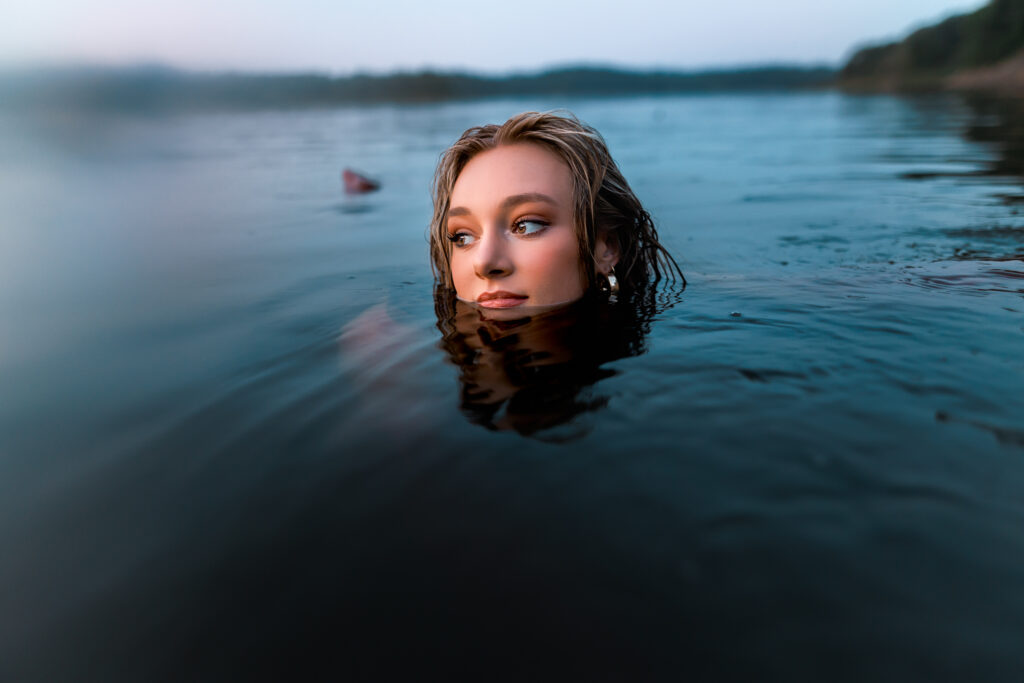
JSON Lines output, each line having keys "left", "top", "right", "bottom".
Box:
{"left": 2, "top": 0, "right": 987, "bottom": 74}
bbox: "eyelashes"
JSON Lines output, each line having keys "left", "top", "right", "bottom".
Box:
{"left": 447, "top": 232, "right": 475, "bottom": 247}
{"left": 511, "top": 219, "right": 548, "bottom": 236}
{"left": 447, "top": 218, "right": 550, "bottom": 248}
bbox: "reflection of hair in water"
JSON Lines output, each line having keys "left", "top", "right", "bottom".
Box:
{"left": 435, "top": 285, "right": 681, "bottom": 439}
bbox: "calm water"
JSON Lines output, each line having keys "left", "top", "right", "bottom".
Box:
{"left": 2, "top": 92, "right": 1024, "bottom": 680}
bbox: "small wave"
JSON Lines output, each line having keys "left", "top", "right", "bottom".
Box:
{"left": 737, "top": 368, "right": 810, "bottom": 383}
{"left": 902, "top": 261, "right": 1024, "bottom": 294}
{"left": 951, "top": 249, "right": 1024, "bottom": 263}
{"left": 936, "top": 410, "right": 1024, "bottom": 449}
{"left": 330, "top": 202, "right": 374, "bottom": 215}
{"left": 944, "top": 225, "right": 1024, "bottom": 239}
{"left": 901, "top": 170, "right": 985, "bottom": 180}
{"left": 741, "top": 193, "right": 844, "bottom": 203}
{"left": 993, "top": 193, "right": 1024, "bottom": 205}
{"left": 779, "top": 234, "right": 850, "bottom": 247}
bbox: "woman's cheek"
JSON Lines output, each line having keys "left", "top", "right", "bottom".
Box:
{"left": 529, "top": 235, "right": 586, "bottom": 301}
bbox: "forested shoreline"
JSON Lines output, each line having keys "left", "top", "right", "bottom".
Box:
{"left": 0, "top": 64, "right": 835, "bottom": 113}
{"left": 840, "top": 0, "right": 1024, "bottom": 92}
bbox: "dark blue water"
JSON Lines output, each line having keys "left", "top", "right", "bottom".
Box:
{"left": 2, "top": 92, "right": 1023, "bottom": 680}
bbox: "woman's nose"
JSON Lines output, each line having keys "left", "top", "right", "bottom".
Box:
{"left": 473, "top": 230, "right": 513, "bottom": 279}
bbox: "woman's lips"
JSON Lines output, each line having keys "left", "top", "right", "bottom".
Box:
{"left": 477, "top": 291, "right": 528, "bottom": 308}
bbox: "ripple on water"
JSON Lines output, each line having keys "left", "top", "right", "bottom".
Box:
{"left": 936, "top": 410, "right": 1024, "bottom": 449}
{"left": 903, "top": 260, "right": 1024, "bottom": 294}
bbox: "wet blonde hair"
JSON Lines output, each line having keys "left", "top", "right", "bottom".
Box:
{"left": 429, "top": 111, "right": 683, "bottom": 296}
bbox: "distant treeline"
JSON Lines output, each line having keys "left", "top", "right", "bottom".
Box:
{"left": 0, "top": 64, "right": 836, "bottom": 113}
{"left": 840, "top": 0, "right": 1024, "bottom": 90}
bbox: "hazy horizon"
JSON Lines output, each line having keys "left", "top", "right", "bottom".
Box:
{"left": 2, "top": 58, "right": 839, "bottom": 79}
{"left": 3, "top": 0, "right": 985, "bottom": 75}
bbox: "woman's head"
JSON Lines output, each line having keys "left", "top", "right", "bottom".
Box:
{"left": 430, "top": 111, "right": 682, "bottom": 308}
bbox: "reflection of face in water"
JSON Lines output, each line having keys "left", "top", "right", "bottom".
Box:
{"left": 435, "top": 292, "right": 657, "bottom": 438}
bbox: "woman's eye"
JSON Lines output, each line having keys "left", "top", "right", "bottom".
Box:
{"left": 511, "top": 219, "right": 547, "bottom": 236}
{"left": 447, "top": 232, "right": 476, "bottom": 248}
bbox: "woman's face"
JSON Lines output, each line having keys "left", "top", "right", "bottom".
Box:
{"left": 446, "top": 143, "right": 588, "bottom": 310}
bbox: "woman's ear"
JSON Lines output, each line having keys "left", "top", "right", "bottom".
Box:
{"left": 594, "top": 231, "right": 620, "bottom": 274}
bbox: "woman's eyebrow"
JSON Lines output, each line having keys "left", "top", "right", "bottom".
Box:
{"left": 499, "top": 192, "right": 559, "bottom": 211}
{"left": 448, "top": 192, "right": 559, "bottom": 218}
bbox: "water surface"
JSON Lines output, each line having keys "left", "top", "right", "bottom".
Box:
{"left": 2, "top": 92, "right": 1023, "bottom": 680}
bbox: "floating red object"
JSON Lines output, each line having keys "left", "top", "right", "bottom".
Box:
{"left": 342, "top": 168, "right": 380, "bottom": 194}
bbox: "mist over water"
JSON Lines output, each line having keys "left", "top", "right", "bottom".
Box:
{"left": 2, "top": 92, "right": 1023, "bottom": 680}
